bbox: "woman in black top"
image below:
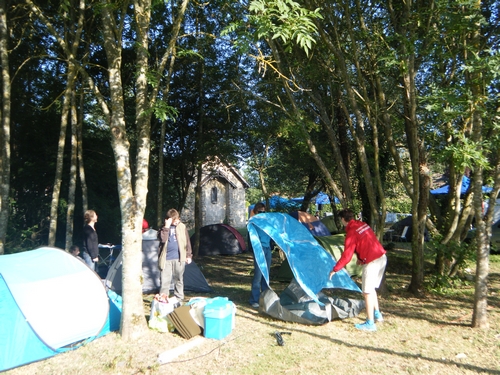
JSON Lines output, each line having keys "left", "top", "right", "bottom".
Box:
{"left": 82, "top": 210, "right": 99, "bottom": 270}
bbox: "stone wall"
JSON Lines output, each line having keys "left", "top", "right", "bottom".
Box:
{"left": 182, "top": 162, "right": 248, "bottom": 230}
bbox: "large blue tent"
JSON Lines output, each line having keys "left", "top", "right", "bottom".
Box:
{"left": 248, "top": 212, "right": 360, "bottom": 300}
{"left": 430, "top": 176, "right": 492, "bottom": 195}
{"left": 247, "top": 213, "right": 363, "bottom": 324}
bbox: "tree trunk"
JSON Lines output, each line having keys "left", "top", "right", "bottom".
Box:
{"left": 0, "top": 0, "right": 11, "bottom": 255}
{"left": 471, "top": 136, "right": 489, "bottom": 329}
{"left": 307, "top": 88, "right": 352, "bottom": 203}
{"left": 193, "top": 163, "right": 203, "bottom": 257}
{"left": 157, "top": 120, "right": 166, "bottom": 228}
{"left": 99, "top": 0, "right": 148, "bottom": 340}
{"left": 385, "top": 0, "right": 427, "bottom": 294}
{"left": 266, "top": 38, "right": 348, "bottom": 208}
{"left": 77, "top": 85, "right": 88, "bottom": 213}
{"left": 403, "top": 59, "right": 425, "bottom": 294}
{"left": 48, "top": 69, "right": 76, "bottom": 246}
{"left": 43, "top": 0, "right": 86, "bottom": 247}
{"left": 154, "top": 0, "right": 188, "bottom": 228}
{"left": 470, "top": 0, "right": 488, "bottom": 328}
{"left": 65, "top": 80, "right": 78, "bottom": 251}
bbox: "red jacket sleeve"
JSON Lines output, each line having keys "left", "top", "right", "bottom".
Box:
{"left": 333, "top": 232, "right": 356, "bottom": 272}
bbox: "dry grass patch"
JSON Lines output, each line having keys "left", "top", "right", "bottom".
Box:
{"left": 5, "top": 247, "right": 500, "bottom": 375}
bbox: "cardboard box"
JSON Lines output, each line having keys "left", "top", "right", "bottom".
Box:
{"left": 203, "top": 297, "right": 234, "bottom": 340}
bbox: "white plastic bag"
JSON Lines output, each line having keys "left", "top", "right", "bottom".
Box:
{"left": 148, "top": 298, "right": 179, "bottom": 333}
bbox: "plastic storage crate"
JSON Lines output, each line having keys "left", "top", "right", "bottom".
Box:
{"left": 203, "top": 297, "right": 234, "bottom": 340}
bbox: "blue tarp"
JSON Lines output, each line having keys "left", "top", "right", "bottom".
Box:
{"left": 291, "top": 191, "right": 340, "bottom": 205}
{"left": 247, "top": 212, "right": 361, "bottom": 307}
{"left": 248, "top": 195, "right": 301, "bottom": 217}
{"left": 430, "top": 176, "right": 493, "bottom": 195}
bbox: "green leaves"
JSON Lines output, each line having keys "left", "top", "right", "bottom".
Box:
{"left": 441, "top": 133, "right": 491, "bottom": 172}
{"left": 144, "top": 100, "right": 179, "bottom": 122}
{"left": 249, "top": 0, "right": 323, "bottom": 56}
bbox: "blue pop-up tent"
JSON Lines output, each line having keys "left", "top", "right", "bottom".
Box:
{"left": 0, "top": 247, "right": 120, "bottom": 372}
{"left": 247, "top": 213, "right": 363, "bottom": 324}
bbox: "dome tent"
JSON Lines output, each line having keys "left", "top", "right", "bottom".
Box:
{"left": 192, "top": 224, "right": 247, "bottom": 256}
{"left": 105, "top": 229, "right": 213, "bottom": 294}
{"left": 0, "top": 247, "right": 111, "bottom": 372}
{"left": 289, "top": 211, "right": 331, "bottom": 237}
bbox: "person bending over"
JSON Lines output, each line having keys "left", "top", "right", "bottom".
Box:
{"left": 329, "top": 208, "right": 387, "bottom": 331}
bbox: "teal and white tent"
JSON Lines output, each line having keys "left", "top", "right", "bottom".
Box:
{"left": 0, "top": 247, "right": 113, "bottom": 371}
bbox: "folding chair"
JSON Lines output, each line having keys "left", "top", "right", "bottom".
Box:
{"left": 98, "top": 244, "right": 116, "bottom": 267}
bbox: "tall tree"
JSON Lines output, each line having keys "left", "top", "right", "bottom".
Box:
{"left": 468, "top": 0, "right": 500, "bottom": 329}
{"left": 0, "top": 0, "right": 11, "bottom": 255}
{"left": 64, "top": 87, "right": 78, "bottom": 251}
{"left": 45, "top": 0, "right": 86, "bottom": 247}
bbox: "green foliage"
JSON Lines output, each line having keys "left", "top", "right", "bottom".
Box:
{"left": 144, "top": 100, "right": 179, "bottom": 122}
{"left": 176, "top": 48, "right": 204, "bottom": 60}
{"left": 432, "top": 235, "right": 476, "bottom": 265}
{"left": 245, "top": 187, "right": 264, "bottom": 206}
{"left": 248, "top": 0, "right": 323, "bottom": 56}
{"left": 6, "top": 213, "right": 48, "bottom": 254}
{"left": 427, "top": 274, "right": 474, "bottom": 294}
{"left": 439, "top": 133, "right": 492, "bottom": 172}
{"left": 385, "top": 196, "right": 412, "bottom": 214}
{"left": 426, "top": 234, "right": 477, "bottom": 291}
{"left": 222, "top": 0, "right": 323, "bottom": 56}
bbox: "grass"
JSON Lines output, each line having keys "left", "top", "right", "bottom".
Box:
{"left": 5, "top": 243, "right": 500, "bottom": 375}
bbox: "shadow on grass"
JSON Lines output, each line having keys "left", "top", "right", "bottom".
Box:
{"left": 138, "top": 248, "right": 500, "bottom": 373}
{"left": 179, "top": 246, "right": 499, "bottom": 328}
{"left": 234, "top": 312, "right": 500, "bottom": 375}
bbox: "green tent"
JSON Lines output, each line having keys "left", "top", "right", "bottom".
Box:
{"left": 320, "top": 215, "right": 340, "bottom": 234}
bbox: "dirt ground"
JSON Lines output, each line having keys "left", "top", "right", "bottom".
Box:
{"left": 5, "top": 246, "right": 500, "bottom": 375}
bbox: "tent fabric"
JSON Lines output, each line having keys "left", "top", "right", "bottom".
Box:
{"left": 260, "top": 281, "right": 365, "bottom": 325}
{"left": 0, "top": 274, "right": 57, "bottom": 370}
{"left": 105, "top": 236, "right": 213, "bottom": 295}
{"left": 97, "top": 290, "right": 123, "bottom": 337}
{"left": 313, "top": 235, "right": 363, "bottom": 277}
{"left": 248, "top": 213, "right": 361, "bottom": 300}
{"left": 220, "top": 224, "right": 247, "bottom": 252}
{"left": 289, "top": 211, "right": 331, "bottom": 237}
{"left": 430, "top": 175, "right": 493, "bottom": 195}
{"left": 320, "top": 215, "right": 340, "bottom": 234}
{"left": 0, "top": 247, "right": 110, "bottom": 371}
{"left": 276, "top": 234, "right": 362, "bottom": 281}
{"left": 390, "top": 216, "right": 430, "bottom": 242}
{"left": 192, "top": 224, "right": 246, "bottom": 256}
{"left": 247, "top": 213, "right": 362, "bottom": 324}
{"left": 290, "top": 192, "right": 340, "bottom": 205}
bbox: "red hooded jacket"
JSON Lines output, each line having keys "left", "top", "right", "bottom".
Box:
{"left": 333, "top": 219, "right": 386, "bottom": 272}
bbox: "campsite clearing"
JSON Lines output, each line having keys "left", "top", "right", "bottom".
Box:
{"left": 5, "top": 244, "right": 500, "bottom": 375}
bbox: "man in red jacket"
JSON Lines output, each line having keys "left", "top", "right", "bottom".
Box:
{"left": 329, "top": 208, "right": 387, "bottom": 331}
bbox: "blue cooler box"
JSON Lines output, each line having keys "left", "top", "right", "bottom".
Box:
{"left": 203, "top": 297, "right": 234, "bottom": 340}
